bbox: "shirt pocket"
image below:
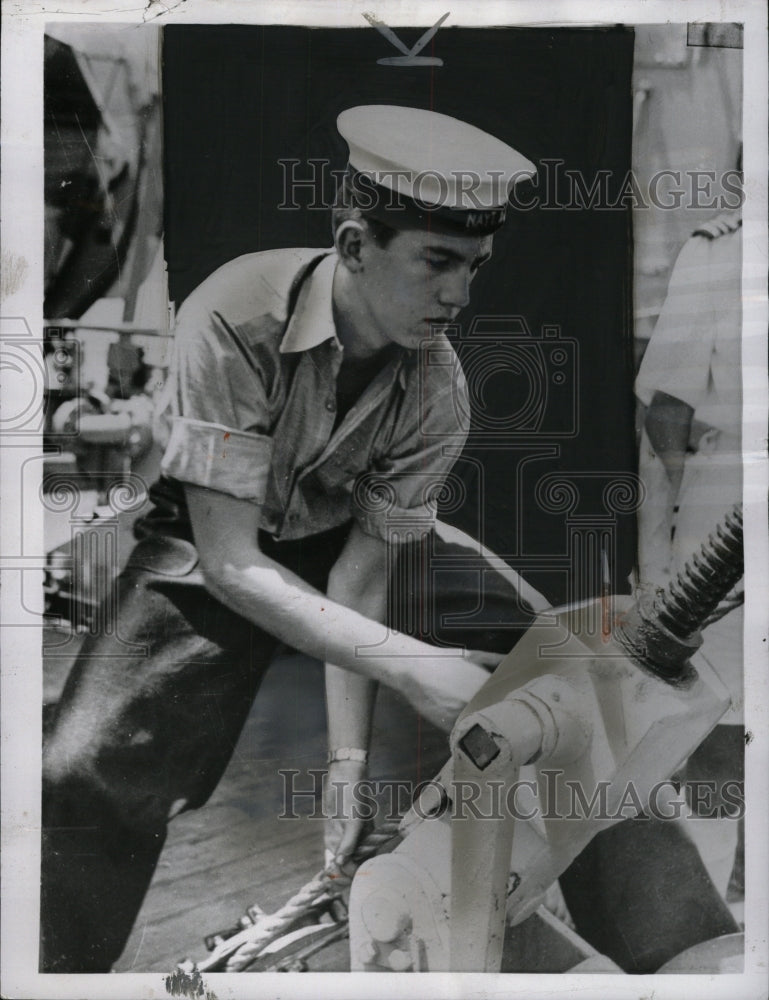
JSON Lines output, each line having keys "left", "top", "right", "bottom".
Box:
{"left": 309, "top": 431, "right": 374, "bottom": 494}
{"left": 310, "top": 454, "right": 358, "bottom": 496}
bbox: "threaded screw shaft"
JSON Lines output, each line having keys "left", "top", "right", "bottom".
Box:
{"left": 654, "top": 504, "right": 743, "bottom": 638}
{"left": 616, "top": 504, "right": 744, "bottom": 681}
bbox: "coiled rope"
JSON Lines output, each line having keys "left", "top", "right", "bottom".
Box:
{"left": 187, "top": 820, "right": 401, "bottom": 972}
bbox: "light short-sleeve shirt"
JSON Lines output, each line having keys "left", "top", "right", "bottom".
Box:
{"left": 154, "top": 247, "right": 470, "bottom": 542}
{"left": 635, "top": 227, "right": 742, "bottom": 441}
{"left": 634, "top": 227, "right": 743, "bottom": 722}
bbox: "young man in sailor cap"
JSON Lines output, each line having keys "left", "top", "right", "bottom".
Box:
{"left": 41, "top": 105, "right": 541, "bottom": 972}
{"left": 41, "top": 103, "right": 741, "bottom": 976}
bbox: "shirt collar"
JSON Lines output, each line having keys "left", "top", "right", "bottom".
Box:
{"left": 280, "top": 252, "right": 341, "bottom": 354}
{"left": 279, "top": 248, "right": 410, "bottom": 391}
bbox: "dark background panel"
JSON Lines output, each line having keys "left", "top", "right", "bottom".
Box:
{"left": 162, "top": 24, "right": 637, "bottom": 606}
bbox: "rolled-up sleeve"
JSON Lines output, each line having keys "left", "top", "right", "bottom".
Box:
{"left": 159, "top": 299, "right": 274, "bottom": 502}
{"left": 354, "top": 367, "right": 470, "bottom": 541}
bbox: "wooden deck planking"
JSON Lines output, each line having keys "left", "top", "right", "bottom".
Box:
{"left": 44, "top": 597, "right": 451, "bottom": 974}
{"left": 106, "top": 651, "right": 448, "bottom": 972}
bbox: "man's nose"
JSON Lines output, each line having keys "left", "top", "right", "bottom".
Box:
{"left": 438, "top": 269, "right": 471, "bottom": 312}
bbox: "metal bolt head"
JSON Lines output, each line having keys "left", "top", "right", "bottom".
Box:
{"left": 388, "top": 948, "right": 413, "bottom": 971}
{"left": 361, "top": 892, "right": 410, "bottom": 943}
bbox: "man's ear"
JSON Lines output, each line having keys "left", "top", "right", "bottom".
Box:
{"left": 335, "top": 219, "right": 366, "bottom": 272}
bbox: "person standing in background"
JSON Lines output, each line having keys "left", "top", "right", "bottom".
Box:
{"left": 636, "top": 208, "right": 744, "bottom": 901}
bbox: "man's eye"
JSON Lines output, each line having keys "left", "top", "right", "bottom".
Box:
{"left": 425, "top": 255, "right": 450, "bottom": 270}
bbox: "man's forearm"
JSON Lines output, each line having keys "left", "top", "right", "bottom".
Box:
{"left": 201, "top": 546, "right": 426, "bottom": 688}
{"left": 325, "top": 664, "right": 377, "bottom": 753}
{"left": 323, "top": 531, "right": 388, "bottom": 754}
{"left": 185, "top": 485, "right": 492, "bottom": 733}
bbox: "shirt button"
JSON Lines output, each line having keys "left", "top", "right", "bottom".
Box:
{"left": 325, "top": 396, "right": 336, "bottom": 412}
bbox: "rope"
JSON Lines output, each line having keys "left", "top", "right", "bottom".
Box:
{"left": 222, "top": 873, "right": 337, "bottom": 971}
{"left": 191, "top": 820, "right": 401, "bottom": 973}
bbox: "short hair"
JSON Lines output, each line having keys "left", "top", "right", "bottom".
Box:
{"left": 332, "top": 208, "right": 398, "bottom": 248}
{"left": 332, "top": 177, "right": 398, "bottom": 248}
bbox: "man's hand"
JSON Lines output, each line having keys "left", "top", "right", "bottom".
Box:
{"left": 397, "top": 648, "right": 501, "bottom": 733}
{"left": 466, "top": 648, "right": 505, "bottom": 671}
{"left": 644, "top": 390, "right": 694, "bottom": 495}
{"left": 324, "top": 758, "right": 370, "bottom": 870}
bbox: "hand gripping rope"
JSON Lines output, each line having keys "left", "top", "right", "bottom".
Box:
{"left": 180, "top": 821, "right": 401, "bottom": 973}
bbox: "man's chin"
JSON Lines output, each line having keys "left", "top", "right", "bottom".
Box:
{"left": 407, "top": 329, "right": 440, "bottom": 348}
{"left": 421, "top": 319, "right": 451, "bottom": 336}
{"left": 392, "top": 321, "right": 449, "bottom": 350}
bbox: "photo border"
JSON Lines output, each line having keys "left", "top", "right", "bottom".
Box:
{"left": 2, "top": 2, "right": 767, "bottom": 998}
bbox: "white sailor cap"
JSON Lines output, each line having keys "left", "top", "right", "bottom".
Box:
{"left": 337, "top": 105, "right": 536, "bottom": 236}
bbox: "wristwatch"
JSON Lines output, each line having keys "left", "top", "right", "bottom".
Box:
{"left": 327, "top": 747, "right": 368, "bottom": 764}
